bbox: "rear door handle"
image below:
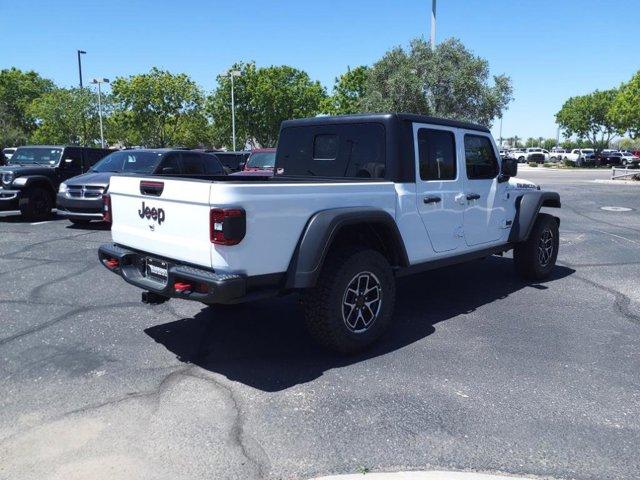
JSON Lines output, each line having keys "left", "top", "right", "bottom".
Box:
{"left": 423, "top": 195, "right": 442, "bottom": 204}
{"left": 466, "top": 193, "right": 481, "bottom": 201}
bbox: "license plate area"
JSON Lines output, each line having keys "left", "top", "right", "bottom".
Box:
{"left": 145, "top": 257, "right": 168, "bottom": 285}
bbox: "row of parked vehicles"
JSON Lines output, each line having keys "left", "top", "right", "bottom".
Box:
{"left": 499, "top": 147, "right": 640, "bottom": 166}
{"left": 0, "top": 146, "right": 276, "bottom": 221}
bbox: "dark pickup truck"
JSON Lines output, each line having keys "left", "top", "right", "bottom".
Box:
{"left": 0, "top": 145, "right": 111, "bottom": 219}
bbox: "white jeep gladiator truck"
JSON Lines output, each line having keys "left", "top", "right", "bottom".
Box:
{"left": 99, "top": 114, "right": 561, "bottom": 353}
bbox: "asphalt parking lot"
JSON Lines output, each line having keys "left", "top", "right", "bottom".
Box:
{"left": 1, "top": 168, "right": 639, "bottom": 480}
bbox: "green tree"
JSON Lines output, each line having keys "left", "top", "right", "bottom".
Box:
{"left": 110, "top": 68, "right": 208, "bottom": 147}
{"left": 610, "top": 71, "right": 640, "bottom": 139}
{"left": 616, "top": 137, "right": 640, "bottom": 150}
{"left": 543, "top": 138, "right": 557, "bottom": 150}
{"left": 27, "top": 87, "right": 105, "bottom": 145}
{"left": 207, "top": 62, "right": 327, "bottom": 148}
{"left": 361, "top": 38, "right": 512, "bottom": 126}
{"left": 0, "top": 68, "right": 55, "bottom": 147}
{"left": 555, "top": 89, "right": 622, "bottom": 151}
{"left": 525, "top": 137, "right": 537, "bottom": 148}
{"left": 324, "top": 66, "right": 369, "bottom": 115}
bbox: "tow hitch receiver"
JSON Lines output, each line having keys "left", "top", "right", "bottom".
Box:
{"left": 141, "top": 291, "right": 170, "bottom": 305}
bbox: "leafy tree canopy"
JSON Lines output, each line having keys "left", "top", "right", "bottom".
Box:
{"left": 610, "top": 70, "right": 640, "bottom": 139}
{"left": 555, "top": 89, "right": 622, "bottom": 151}
{"left": 27, "top": 87, "right": 107, "bottom": 146}
{"left": 110, "top": 67, "right": 208, "bottom": 148}
{"left": 324, "top": 66, "right": 369, "bottom": 115}
{"left": 207, "top": 62, "right": 327, "bottom": 148}
{"left": 0, "top": 68, "right": 55, "bottom": 147}
{"left": 361, "top": 38, "right": 513, "bottom": 127}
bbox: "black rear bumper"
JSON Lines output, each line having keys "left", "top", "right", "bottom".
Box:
{"left": 98, "top": 243, "right": 247, "bottom": 304}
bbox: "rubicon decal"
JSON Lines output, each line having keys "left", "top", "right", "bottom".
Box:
{"left": 138, "top": 201, "right": 165, "bottom": 225}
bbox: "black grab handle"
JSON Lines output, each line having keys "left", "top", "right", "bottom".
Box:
{"left": 140, "top": 181, "right": 164, "bottom": 196}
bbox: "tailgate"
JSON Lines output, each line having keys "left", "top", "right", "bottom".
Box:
{"left": 109, "top": 176, "right": 213, "bottom": 268}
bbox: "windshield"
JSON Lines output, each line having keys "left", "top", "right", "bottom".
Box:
{"left": 10, "top": 147, "right": 62, "bottom": 165}
{"left": 91, "top": 151, "right": 164, "bottom": 173}
{"left": 246, "top": 151, "right": 276, "bottom": 169}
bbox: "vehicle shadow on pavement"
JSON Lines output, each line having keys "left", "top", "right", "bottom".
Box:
{"left": 65, "top": 221, "right": 111, "bottom": 231}
{"left": 0, "top": 212, "right": 66, "bottom": 223}
{"left": 145, "top": 257, "right": 575, "bottom": 392}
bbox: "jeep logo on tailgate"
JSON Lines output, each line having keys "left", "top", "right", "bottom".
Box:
{"left": 138, "top": 201, "right": 165, "bottom": 225}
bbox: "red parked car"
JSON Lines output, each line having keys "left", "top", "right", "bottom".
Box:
{"left": 242, "top": 148, "right": 276, "bottom": 172}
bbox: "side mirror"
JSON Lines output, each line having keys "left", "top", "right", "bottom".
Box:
{"left": 238, "top": 162, "right": 245, "bottom": 170}
{"left": 499, "top": 157, "right": 518, "bottom": 181}
{"left": 161, "top": 167, "right": 176, "bottom": 174}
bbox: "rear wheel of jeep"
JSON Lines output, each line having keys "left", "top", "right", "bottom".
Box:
{"left": 19, "top": 186, "right": 53, "bottom": 220}
{"left": 302, "top": 248, "right": 396, "bottom": 354}
{"left": 513, "top": 213, "right": 559, "bottom": 280}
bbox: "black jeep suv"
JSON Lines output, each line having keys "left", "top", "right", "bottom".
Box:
{"left": 0, "top": 145, "right": 112, "bottom": 219}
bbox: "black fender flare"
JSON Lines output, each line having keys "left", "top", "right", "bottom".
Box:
{"left": 509, "top": 191, "right": 561, "bottom": 243}
{"left": 285, "top": 207, "right": 409, "bottom": 289}
{"left": 12, "top": 175, "right": 56, "bottom": 194}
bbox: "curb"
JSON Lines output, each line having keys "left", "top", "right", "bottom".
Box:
{"left": 593, "top": 179, "right": 640, "bottom": 186}
{"left": 310, "top": 471, "right": 559, "bottom": 480}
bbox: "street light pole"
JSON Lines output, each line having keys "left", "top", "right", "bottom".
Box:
{"left": 228, "top": 70, "right": 241, "bottom": 151}
{"left": 77, "top": 50, "right": 86, "bottom": 87}
{"left": 430, "top": 0, "right": 437, "bottom": 51}
{"left": 77, "top": 50, "right": 87, "bottom": 145}
{"left": 91, "top": 78, "right": 109, "bottom": 148}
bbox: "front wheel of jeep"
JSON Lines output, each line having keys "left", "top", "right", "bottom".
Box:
{"left": 302, "top": 248, "right": 396, "bottom": 354}
{"left": 513, "top": 213, "right": 559, "bottom": 281}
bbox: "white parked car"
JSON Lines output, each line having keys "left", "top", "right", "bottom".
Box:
{"left": 98, "top": 113, "right": 561, "bottom": 353}
{"left": 565, "top": 149, "right": 596, "bottom": 165}
{"left": 620, "top": 152, "right": 640, "bottom": 167}
{"left": 549, "top": 148, "right": 567, "bottom": 162}
{"left": 515, "top": 148, "right": 546, "bottom": 164}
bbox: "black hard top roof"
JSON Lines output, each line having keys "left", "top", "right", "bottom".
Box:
{"left": 281, "top": 113, "right": 490, "bottom": 133}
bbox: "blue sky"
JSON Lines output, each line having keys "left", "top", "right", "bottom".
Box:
{"left": 2, "top": 0, "right": 639, "bottom": 140}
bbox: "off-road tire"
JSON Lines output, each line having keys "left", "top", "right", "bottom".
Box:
{"left": 302, "top": 248, "right": 396, "bottom": 354}
{"left": 513, "top": 213, "right": 559, "bottom": 280}
{"left": 19, "top": 186, "right": 53, "bottom": 220}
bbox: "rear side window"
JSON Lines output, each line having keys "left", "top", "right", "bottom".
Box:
{"left": 158, "top": 153, "right": 180, "bottom": 174}
{"left": 313, "top": 135, "right": 338, "bottom": 160}
{"left": 464, "top": 135, "right": 499, "bottom": 180}
{"left": 418, "top": 128, "right": 457, "bottom": 181}
{"left": 62, "top": 148, "right": 82, "bottom": 169}
{"left": 180, "top": 153, "right": 206, "bottom": 174}
{"left": 216, "top": 153, "right": 240, "bottom": 170}
{"left": 276, "top": 123, "right": 386, "bottom": 178}
{"left": 202, "top": 154, "right": 225, "bottom": 175}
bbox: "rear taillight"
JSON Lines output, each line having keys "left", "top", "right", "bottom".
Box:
{"left": 102, "top": 194, "right": 112, "bottom": 223}
{"left": 210, "top": 208, "right": 246, "bottom": 245}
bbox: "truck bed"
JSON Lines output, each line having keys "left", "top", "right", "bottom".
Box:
{"left": 108, "top": 175, "right": 398, "bottom": 276}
